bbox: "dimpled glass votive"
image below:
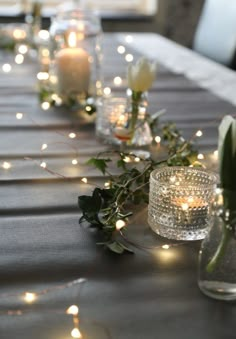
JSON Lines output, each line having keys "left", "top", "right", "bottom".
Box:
{"left": 148, "top": 166, "right": 218, "bottom": 240}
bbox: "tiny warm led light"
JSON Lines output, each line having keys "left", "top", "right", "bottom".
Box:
{"left": 103, "top": 87, "right": 111, "bottom": 96}
{"left": 104, "top": 182, "right": 110, "bottom": 188}
{"left": 162, "top": 244, "right": 170, "bottom": 250}
{"left": 81, "top": 177, "right": 88, "bottom": 184}
{"left": 69, "top": 132, "right": 76, "bottom": 139}
{"left": 40, "top": 162, "right": 47, "bottom": 168}
{"left": 117, "top": 45, "right": 126, "bottom": 54}
{"left": 51, "top": 93, "right": 62, "bottom": 106}
{"left": 126, "top": 88, "right": 132, "bottom": 96}
{"left": 72, "top": 159, "right": 78, "bottom": 165}
{"left": 51, "top": 94, "right": 62, "bottom": 106}
{"left": 196, "top": 130, "right": 203, "bottom": 137}
{"left": 41, "top": 48, "right": 50, "bottom": 57}
{"left": 13, "top": 29, "right": 26, "bottom": 40}
{"left": 2, "top": 63, "right": 12, "bottom": 73}
{"left": 2, "top": 162, "right": 11, "bottom": 169}
{"left": 24, "top": 292, "right": 36, "bottom": 303}
{"left": 18, "top": 44, "right": 28, "bottom": 54}
{"left": 125, "top": 35, "right": 133, "bottom": 43}
{"left": 38, "top": 29, "right": 49, "bottom": 40}
{"left": 116, "top": 220, "right": 126, "bottom": 230}
{"left": 71, "top": 328, "right": 82, "bottom": 338}
{"left": 49, "top": 75, "right": 57, "bottom": 84}
{"left": 181, "top": 203, "right": 189, "bottom": 211}
{"left": 66, "top": 305, "right": 79, "bottom": 315}
{"left": 134, "top": 157, "right": 140, "bottom": 162}
{"left": 41, "top": 143, "right": 48, "bottom": 151}
{"left": 37, "top": 72, "right": 49, "bottom": 81}
{"left": 96, "top": 80, "right": 102, "bottom": 89}
{"left": 155, "top": 136, "right": 161, "bottom": 143}
{"left": 41, "top": 102, "right": 50, "bottom": 110}
{"left": 85, "top": 105, "right": 92, "bottom": 112}
{"left": 197, "top": 153, "right": 204, "bottom": 160}
{"left": 170, "top": 176, "right": 176, "bottom": 183}
{"left": 16, "top": 112, "right": 23, "bottom": 119}
{"left": 125, "top": 54, "right": 134, "bottom": 62}
{"left": 113, "top": 76, "right": 122, "bottom": 86}
{"left": 123, "top": 156, "right": 131, "bottom": 163}
{"left": 15, "top": 54, "right": 24, "bottom": 65}
{"left": 213, "top": 150, "right": 218, "bottom": 158}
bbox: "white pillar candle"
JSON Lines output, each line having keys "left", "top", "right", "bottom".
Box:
{"left": 55, "top": 32, "right": 90, "bottom": 97}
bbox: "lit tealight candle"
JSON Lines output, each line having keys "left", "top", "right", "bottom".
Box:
{"left": 55, "top": 31, "right": 90, "bottom": 97}
{"left": 173, "top": 196, "right": 208, "bottom": 210}
{"left": 173, "top": 196, "right": 208, "bottom": 225}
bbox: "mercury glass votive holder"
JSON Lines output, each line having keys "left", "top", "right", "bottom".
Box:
{"left": 148, "top": 166, "right": 218, "bottom": 240}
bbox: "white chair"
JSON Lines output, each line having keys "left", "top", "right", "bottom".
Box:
{"left": 193, "top": 0, "right": 236, "bottom": 66}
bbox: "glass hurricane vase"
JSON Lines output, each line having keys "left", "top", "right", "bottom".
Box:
{"left": 48, "top": 8, "right": 103, "bottom": 107}
{"left": 198, "top": 189, "right": 236, "bottom": 300}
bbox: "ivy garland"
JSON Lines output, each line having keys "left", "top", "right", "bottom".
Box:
{"left": 78, "top": 122, "right": 201, "bottom": 254}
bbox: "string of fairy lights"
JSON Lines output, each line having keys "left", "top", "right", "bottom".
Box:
{"left": 1, "top": 28, "right": 219, "bottom": 232}
{"left": 0, "top": 27, "right": 220, "bottom": 336}
{"left": 0, "top": 278, "right": 85, "bottom": 338}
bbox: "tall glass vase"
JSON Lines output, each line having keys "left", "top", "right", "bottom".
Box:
{"left": 198, "top": 189, "right": 236, "bottom": 300}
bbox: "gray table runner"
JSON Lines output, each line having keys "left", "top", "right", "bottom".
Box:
{"left": 0, "top": 33, "right": 236, "bottom": 339}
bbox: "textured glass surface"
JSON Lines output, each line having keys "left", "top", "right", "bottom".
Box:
{"left": 96, "top": 97, "right": 126, "bottom": 144}
{"left": 148, "top": 167, "right": 218, "bottom": 240}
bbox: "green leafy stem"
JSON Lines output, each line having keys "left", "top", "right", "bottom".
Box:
{"left": 78, "top": 123, "right": 200, "bottom": 254}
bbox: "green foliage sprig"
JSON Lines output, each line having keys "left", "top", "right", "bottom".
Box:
{"left": 78, "top": 123, "right": 200, "bottom": 254}
{"left": 38, "top": 85, "right": 97, "bottom": 114}
{"left": 0, "top": 36, "right": 16, "bottom": 52}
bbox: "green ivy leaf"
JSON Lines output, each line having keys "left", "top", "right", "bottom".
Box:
{"left": 86, "top": 157, "right": 111, "bottom": 174}
{"left": 78, "top": 188, "right": 103, "bottom": 226}
{"left": 106, "top": 241, "right": 134, "bottom": 254}
{"left": 79, "top": 121, "right": 200, "bottom": 255}
{"left": 117, "top": 159, "right": 127, "bottom": 170}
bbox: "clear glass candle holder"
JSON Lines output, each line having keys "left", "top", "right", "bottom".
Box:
{"left": 48, "top": 8, "right": 103, "bottom": 107}
{"left": 148, "top": 166, "right": 218, "bottom": 240}
{"left": 96, "top": 96, "right": 127, "bottom": 144}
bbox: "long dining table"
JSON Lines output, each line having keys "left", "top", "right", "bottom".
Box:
{"left": 1, "top": 32, "right": 236, "bottom": 339}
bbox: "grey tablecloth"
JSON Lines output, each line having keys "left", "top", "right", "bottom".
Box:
{"left": 0, "top": 33, "right": 236, "bottom": 339}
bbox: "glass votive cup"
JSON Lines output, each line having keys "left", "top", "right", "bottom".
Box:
{"left": 148, "top": 166, "right": 218, "bottom": 240}
{"left": 96, "top": 96, "right": 127, "bottom": 144}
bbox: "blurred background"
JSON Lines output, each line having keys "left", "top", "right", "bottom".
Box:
{"left": 1, "top": 0, "right": 236, "bottom": 69}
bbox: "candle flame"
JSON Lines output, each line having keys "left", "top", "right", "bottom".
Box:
{"left": 68, "top": 32, "right": 77, "bottom": 48}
